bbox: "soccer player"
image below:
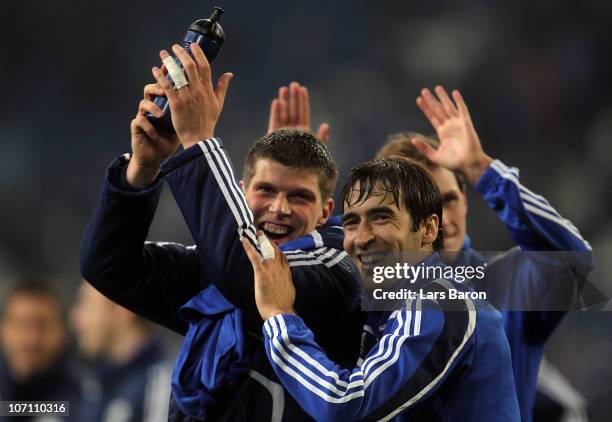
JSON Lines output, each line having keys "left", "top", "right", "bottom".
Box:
{"left": 242, "top": 156, "right": 520, "bottom": 421}
{"left": 376, "top": 86, "right": 592, "bottom": 421}
{"left": 80, "top": 44, "right": 362, "bottom": 420}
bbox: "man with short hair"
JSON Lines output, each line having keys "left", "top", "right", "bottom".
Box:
{"left": 377, "top": 86, "right": 592, "bottom": 421}
{"left": 242, "top": 156, "right": 520, "bottom": 421}
{"left": 0, "top": 277, "right": 85, "bottom": 413}
{"left": 80, "top": 44, "right": 362, "bottom": 421}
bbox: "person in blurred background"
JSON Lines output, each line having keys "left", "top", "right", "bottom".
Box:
{"left": 71, "top": 281, "right": 171, "bottom": 422}
{"left": 0, "top": 277, "right": 84, "bottom": 414}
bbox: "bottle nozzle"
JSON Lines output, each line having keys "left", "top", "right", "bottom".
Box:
{"left": 209, "top": 7, "right": 224, "bottom": 23}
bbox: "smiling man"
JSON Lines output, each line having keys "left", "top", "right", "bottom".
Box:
{"left": 80, "top": 44, "right": 362, "bottom": 421}
{"left": 240, "top": 130, "right": 335, "bottom": 244}
{"left": 242, "top": 156, "right": 520, "bottom": 421}
{"left": 376, "top": 86, "right": 593, "bottom": 421}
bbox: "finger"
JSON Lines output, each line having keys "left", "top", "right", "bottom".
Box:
{"left": 132, "top": 114, "right": 159, "bottom": 140}
{"left": 138, "top": 99, "right": 164, "bottom": 117}
{"left": 421, "top": 88, "right": 449, "bottom": 122}
{"left": 241, "top": 236, "right": 263, "bottom": 270}
{"left": 214, "top": 72, "right": 233, "bottom": 112}
{"left": 452, "top": 89, "right": 471, "bottom": 119}
{"left": 279, "top": 86, "right": 289, "bottom": 125}
{"left": 272, "top": 241, "right": 287, "bottom": 266}
{"left": 316, "top": 123, "right": 330, "bottom": 144}
{"left": 411, "top": 136, "right": 438, "bottom": 161}
{"left": 189, "top": 42, "right": 212, "bottom": 90}
{"left": 257, "top": 232, "right": 276, "bottom": 261}
{"left": 268, "top": 99, "right": 281, "bottom": 134}
{"left": 434, "top": 85, "right": 458, "bottom": 117}
{"left": 160, "top": 64, "right": 168, "bottom": 76}
{"left": 416, "top": 96, "right": 441, "bottom": 130}
{"left": 152, "top": 63, "right": 177, "bottom": 103}
{"left": 289, "top": 82, "right": 300, "bottom": 125}
{"left": 170, "top": 44, "right": 199, "bottom": 85}
{"left": 300, "top": 86, "right": 310, "bottom": 128}
{"left": 143, "top": 83, "right": 164, "bottom": 101}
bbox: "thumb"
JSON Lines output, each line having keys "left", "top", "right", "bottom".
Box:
{"left": 411, "top": 137, "right": 437, "bottom": 161}
{"left": 317, "top": 123, "right": 330, "bottom": 145}
{"left": 215, "top": 72, "right": 234, "bottom": 111}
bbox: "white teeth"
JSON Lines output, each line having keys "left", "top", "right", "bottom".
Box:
{"left": 263, "top": 223, "right": 290, "bottom": 235}
{"left": 360, "top": 253, "right": 387, "bottom": 265}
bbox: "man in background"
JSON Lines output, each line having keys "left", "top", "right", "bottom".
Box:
{"left": 0, "top": 277, "right": 84, "bottom": 419}
{"left": 71, "top": 281, "right": 171, "bottom": 422}
{"left": 377, "top": 86, "right": 591, "bottom": 421}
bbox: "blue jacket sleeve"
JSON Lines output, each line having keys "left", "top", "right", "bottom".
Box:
{"left": 160, "top": 139, "right": 259, "bottom": 314}
{"left": 262, "top": 297, "right": 476, "bottom": 422}
{"left": 80, "top": 155, "right": 205, "bottom": 334}
{"left": 475, "top": 160, "right": 591, "bottom": 252}
{"left": 475, "top": 160, "right": 594, "bottom": 340}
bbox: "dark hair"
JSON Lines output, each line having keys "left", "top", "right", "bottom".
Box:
{"left": 1, "top": 276, "right": 66, "bottom": 322}
{"left": 243, "top": 129, "right": 338, "bottom": 200}
{"left": 341, "top": 156, "right": 444, "bottom": 251}
{"left": 376, "top": 132, "right": 467, "bottom": 192}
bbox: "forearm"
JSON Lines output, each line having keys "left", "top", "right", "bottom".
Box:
{"left": 162, "top": 138, "right": 260, "bottom": 312}
{"left": 262, "top": 300, "right": 456, "bottom": 422}
{"left": 80, "top": 156, "right": 201, "bottom": 333}
{"left": 476, "top": 159, "right": 591, "bottom": 253}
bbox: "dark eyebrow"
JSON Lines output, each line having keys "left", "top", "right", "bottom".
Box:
{"left": 290, "top": 188, "right": 317, "bottom": 199}
{"left": 366, "top": 206, "right": 396, "bottom": 218}
{"left": 342, "top": 206, "right": 396, "bottom": 225}
{"left": 441, "top": 191, "right": 459, "bottom": 202}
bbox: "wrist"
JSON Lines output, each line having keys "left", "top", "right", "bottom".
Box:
{"left": 463, "top": 153, "right": 493, "bottom": 184}
{"left": 262, "top": 307, "right": 296, "bottom": 321}
{"left": 126, "top": 159, "right": 160, "bottom": 189}
{"left": 179, "top": 131, "right": 214, "bottom": 150}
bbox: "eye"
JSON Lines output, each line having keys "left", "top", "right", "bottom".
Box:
{"left": 372, "top": 214, "right": 390, "bottom": 224}
{"left": 342, "top": 219, "right": 358, "bottom": 231}
{"left": 442, "top": 193, "right": 459, "bottom": 206}
{"left": 289, "top": 192, "right": 315, "bottom": 202}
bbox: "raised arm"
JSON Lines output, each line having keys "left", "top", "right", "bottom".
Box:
{"left": 415, "top": 86, "right": 591, "bottom": 252}
{"left": 152, "top": 45, "right": 361, "bottom": 346}
{"left": 79, "top": 63, "right": 210, "bottom": 334}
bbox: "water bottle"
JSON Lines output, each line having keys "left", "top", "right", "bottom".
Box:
{"left": 147, "top": 7, "right": 225, "bottom": 133}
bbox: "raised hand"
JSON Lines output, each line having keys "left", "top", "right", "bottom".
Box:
{"left": 415, "top": 86, "right": 492, "bottom": 184}
{"left": 152, "top": 43, "right": 233, "bottom": 150}
{"left": 267, "top": 81, "right": 330, "bottom": 144}
{"left": 241, "top": 235, "right": 296, "bottom": 321}
{"left": 126, "top": 78, "right": 181, "bottom": 188}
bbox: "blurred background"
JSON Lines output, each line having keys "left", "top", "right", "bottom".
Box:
{"left": 0, "top": 0, "right": 611, "bottom": 420}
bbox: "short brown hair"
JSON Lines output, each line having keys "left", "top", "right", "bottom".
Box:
{"left": 342, "top": 156, "right": 444, "bottom": 251}
{"left": 243, "top": 129, "right": 338, "bottom": 200}
{"left": 376, "top": 132, "right": 467, "bottom": 192}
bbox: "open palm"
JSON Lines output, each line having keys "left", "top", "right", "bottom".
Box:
{"left": 414, "top": 86, "right": 491, "bottom": 182}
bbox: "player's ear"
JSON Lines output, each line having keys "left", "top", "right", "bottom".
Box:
{"left": 317, "top": 198, "right": 334, "bottom": 227}
{"left": 421, "top": 214, "right": 439, "bottom": 250}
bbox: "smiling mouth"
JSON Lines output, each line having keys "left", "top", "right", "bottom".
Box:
{"left": 358, "top": 251, "right": 389, "bottom": 271}
{"left": 258, "top": 222, "right": 294, "bottom": 241}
